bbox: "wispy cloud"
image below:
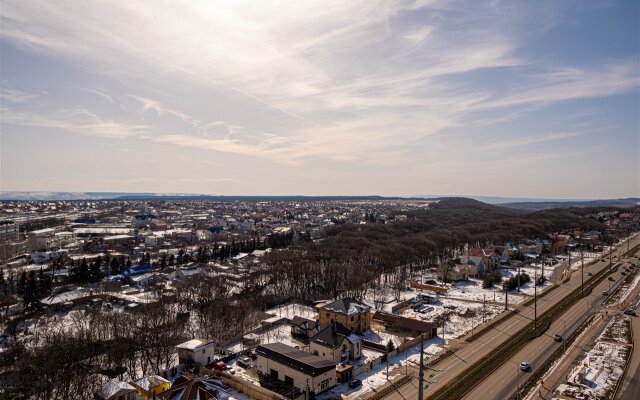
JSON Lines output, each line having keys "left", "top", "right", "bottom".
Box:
{"left": 0, "top": 1, "right": 637, "bottom": 197}
{"left": 483, "top": 132, "right": 582, "bottom": 150}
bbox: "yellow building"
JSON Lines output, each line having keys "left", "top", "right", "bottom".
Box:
{"left": 317, "top": 298, "right": 371, "bottom": 334}
{"left": 131, "top": 375, "right": 170, "bottom": 400}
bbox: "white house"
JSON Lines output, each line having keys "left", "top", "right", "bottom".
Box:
{"left": 175, "top": 339, "right": 218, "bottom": 366}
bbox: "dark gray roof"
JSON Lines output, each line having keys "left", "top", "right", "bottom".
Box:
{"left": 310, "top": 322, "right": 353, "bottom": 349}
{"left": 256, "top": 343, "right": 336, "bottom": 377}
{"left": 319, "top": 297, "right": 370, "bottom": 316}
{"left": 290, "top": 316, "right": 320, "bottom": 330}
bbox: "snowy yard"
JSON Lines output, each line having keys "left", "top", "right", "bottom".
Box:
{"left": 317, "top": 336, "right": 445, "bottom": 400}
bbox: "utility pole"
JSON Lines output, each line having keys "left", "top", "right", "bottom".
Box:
{"left": 483, "top": 294, "right": 486, "bottom": 323}
{"left": 534, "top": 270, "right": 537, "bottom": 331}
{"left": 418, "top": 333, "right": 424, "bottom": 400}
{"left": 581, "top": 246, "right": 584, "bottom": 295}
{"left": 505, "top": 285, "right": 508, "bottom": 310}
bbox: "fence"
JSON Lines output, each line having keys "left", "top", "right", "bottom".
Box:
{"left": 203, "top": 367, "right": 287, "bottom": 400}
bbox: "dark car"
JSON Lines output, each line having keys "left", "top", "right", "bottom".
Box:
{"left": 608, "top": 277, "right": 614, "bottom": 281}
{"left": 348, "top": 379, "right": 362, "bottom": 388}
{"left": 553, "top": 334, "right": 563, "bottom": 342}
{"left": 587, "top": 272, "right": 593, "bottom": 276}
{"left": 624, "top": 309, "right": 636, "bottom": 316}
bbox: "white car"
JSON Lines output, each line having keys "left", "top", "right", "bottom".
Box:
{"left": 519, "top": 362, "right": 531, "bottom": 371}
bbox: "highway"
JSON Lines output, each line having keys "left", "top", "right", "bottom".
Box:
{"left": 462, "top": 247, "right": 640, "bottom": 400}
{"left": 376, "top": 234, "right": 640, "bottom": 400}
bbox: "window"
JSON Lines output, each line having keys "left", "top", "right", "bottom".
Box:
{"left": 351, "top": 316, "right": 354, "bottom": 322}
{"left": 321, "top": 379, "right": 329, "bottom": 390}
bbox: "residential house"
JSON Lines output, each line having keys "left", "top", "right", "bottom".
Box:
{"left": 309, "top": 322, "right": 362, "bottom": 364}
{"left": 175, "top": 339, "right": 218, "bottom": 367}
{"left": 131, "top": 375, "right": 170, "bottom": 400}
{"left": 290, "top": 316, "right": 323, "bottom": 341}
{"left": 157, "top": 375, "right": 218, "bottom": 400}
{"left": 317, "top": 298, "right": 371, "bottom": 334}
{"left": 439, "top": 263, "right": 468, "bottom": 282}
{"left": 96, "top": 379, "right": 136, "bottom": 400}
{"left": 458, "top": 256, "right": 486, "bottom": 278}
{"left": 256, "top": 343, "right": 336, "bottom": 396}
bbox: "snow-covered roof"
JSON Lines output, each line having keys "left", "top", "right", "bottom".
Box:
{"left": 320, "top": 298, "right": 370, "bottom": 316}
{"left": 99, "top": 379, "right": 135, "bottom": 400}
{"left": 175, "top": 338, "right": 216, "bottom": 351}
{"left": 132, "top": 375, "right": 169, "bottom": 391}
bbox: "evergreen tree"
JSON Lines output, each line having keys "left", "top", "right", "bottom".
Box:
{"left": 386, "top": 339, "right": 395, "bottom": 352}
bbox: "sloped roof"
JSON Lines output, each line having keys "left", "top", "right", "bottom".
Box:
{"left": 310, "top": 322, "right": 357, "bottom": 349}
{"left": 158, "top": 375, "right": 218, "bottom": 400}
{"left": 98, "top": 379, "right": 136, "bottom": 400}
{"left": 132, "top": 375, "right": 170, "bottom": 391}
{"left": 319, "top": 298, "right": 370, "bottom": 316}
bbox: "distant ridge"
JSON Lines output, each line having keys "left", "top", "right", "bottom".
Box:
{"left": 0, "top": 191, "right": 413, "bottom": 202}
{"left": 500, "top": 198, "right": 640, "bottom": 211}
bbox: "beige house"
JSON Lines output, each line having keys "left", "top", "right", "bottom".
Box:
{"left": 175, "top": 339, "right": 218, "bottom": 366}
{"left": 256, "top": 343, "right": 336, "bottom": 396}
{"left": 309, "top": 322, "right": 361, "bottom": 364}
{"left": 317, "top": 298, "right": 371, "bottom": 334}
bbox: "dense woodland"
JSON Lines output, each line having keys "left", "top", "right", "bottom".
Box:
{"left": 1, "top": 198, "right": 635, "bottom": 399}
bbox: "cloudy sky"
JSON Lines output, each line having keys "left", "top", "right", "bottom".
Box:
{"left": 1, "top": 0, "right": 638, "bottom": 198}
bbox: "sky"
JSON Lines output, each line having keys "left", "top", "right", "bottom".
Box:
{"left": 0, "top": 0, "right": 638, "bottom": 199}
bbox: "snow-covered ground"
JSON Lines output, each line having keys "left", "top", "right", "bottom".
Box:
{"left": 253, "top": 324, "right": 306, "bottom": 348}
{"left": 264, "top": 303, "right": 317, "bottom": 320}
{"left": 401, "top": 298, "right": 502, "bottom": 341}
{"left": 554, "top": 315, "right": 632, "bottom": 400}
{"left": 361, "top": 329, "right": 405, "bottom": 347}
{"left": 317, "top": 336, "right": 445, "bottom": 400}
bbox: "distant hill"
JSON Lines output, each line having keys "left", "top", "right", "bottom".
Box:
{"left": 0, "top": 191, "right": 411, "bottom": 202}
{"left": 500, "top": 198, "right": 640, "bottom": 211}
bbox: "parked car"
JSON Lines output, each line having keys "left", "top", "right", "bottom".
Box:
{"left": 213, "top": 361, "right": 227, "bottom": 371}
{"left": 237, "top": 356, "right": 252, "bottom": 368}
{"left": 348, "top": 379, "right": 362, "bottom": 388}
{"left": 419, "top": 305, "right": 434, "bottom": 313}
{"left": 519, "top": 362, "right": 531, "bottom": 371}
{"left": 587, "top": 272, "right": 593, "bottom": 276}
{"left": 553, "top": 334, "right": 563, "bottom": 342}
{"left": 624, "top": 309, "right": 636, "bottom": 316}
{"left": 608, "top": 277, "right": 614, "bottom": 281}
{"left": 602, "top": 291, "right": 609, "bottom": 296}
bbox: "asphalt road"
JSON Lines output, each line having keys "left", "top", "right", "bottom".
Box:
{"left": 462, "top": 250, "right": 639, "bottom": 400}
{"left": 378, "top": 235, "right": 640, "bottom": 400}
